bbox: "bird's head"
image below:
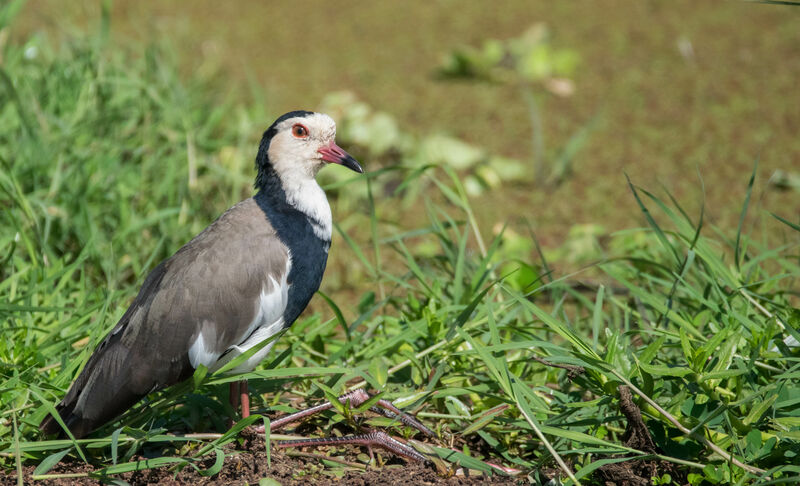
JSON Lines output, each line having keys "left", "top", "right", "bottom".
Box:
{"left": 255, "top": 111, "right": 362, "bottom": 189}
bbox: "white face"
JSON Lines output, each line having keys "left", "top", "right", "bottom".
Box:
{"left": 267, "top": 113, "right": 337, "bottom": 181}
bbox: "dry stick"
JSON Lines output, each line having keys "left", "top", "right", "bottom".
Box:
{"left": 612, "top": 371, "right": 766, "bottom": 476}
{"left": 352, "top": 182, "right": 575, "bottom": 479}
{"left": 31, "top": 473, "right": 90, "bottom": 480}
{"left": 181, "top": 433, "right": 223, "bottom": 440}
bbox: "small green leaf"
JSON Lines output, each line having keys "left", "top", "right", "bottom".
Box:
{"left": 316, "top": 382, "right": 346, "bottom": 416}
{"left": 199, "top": 447, "right": 225, "bottom": 476}
{"left": 369, "top": 358, "right": 388, "bottom": 388}
{"left": 110, "top": 427, "right": 122, "bottom": 465}
{"left": 461, "top": 404, "right": 509, "bottom": 435}
{"left": 192, "top": 364, "right": 208, "bottom": 390}
{"left": 638, "top": 361, "right": 694, "bottom": 377}
{"left": 679, "top": 328, "right": 694, "bottom": 366}
{"left": 432, "top": 446, "right": 496, "bottom": 475}
{"left": 32, "top": 448, "right": 71, "bottom": 477}
{"left": 92, "top": 457, "right": 187, "bottom": 476}
{"left": 743, "top": 394, "right": 777, "bottom": 426}
{"left": 445, "top": 396, "right": 472, "bottom": 417}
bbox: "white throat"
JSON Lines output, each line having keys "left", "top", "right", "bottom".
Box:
{"left": 282, "top": 175, "right": 332, "bottom": 241}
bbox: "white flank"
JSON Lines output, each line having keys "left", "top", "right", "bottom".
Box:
{"left": 205, "top": 255, "right": 292, "bottom": 374}
{"left": 188, "top": 323, "right": 221, "bottom": 369}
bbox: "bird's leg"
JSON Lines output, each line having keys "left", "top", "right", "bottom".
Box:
{"left": 229, "top": 381, "right": 241, "bottom": 425}
{"left": 257, "top": 389, "right": 432, "bottom": 462}
{"left": 229, "top": 380, "right": 251, "bottom": 425}
{"left": 240, "top": 380, "right": 250, "bottom": 418}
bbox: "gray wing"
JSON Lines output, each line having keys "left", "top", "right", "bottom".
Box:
{"left": 40, "top": 198, "right": 289, "bottom": 438}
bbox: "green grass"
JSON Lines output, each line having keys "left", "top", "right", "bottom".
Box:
{"left": 2, "top": 6, "right": 800, "bottom": 485}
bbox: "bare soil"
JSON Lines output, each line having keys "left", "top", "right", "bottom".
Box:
{"left": 1, "top": 430, "right": 526, "bottom": 485}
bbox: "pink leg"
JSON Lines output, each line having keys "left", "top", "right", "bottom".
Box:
{"left": 230, "top": 381, "right": 240, "bottom": 411}
{"left": 240, "top": 380, "right": 250, "bottom": 418}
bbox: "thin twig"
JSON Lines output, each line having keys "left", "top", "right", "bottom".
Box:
{"left": 31, "top": 473, "right": 90, "bottom": 480}
{"left": 179, "top": 433, "right": 223, "bottom": 440}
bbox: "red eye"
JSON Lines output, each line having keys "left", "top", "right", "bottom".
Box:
{"left": 292, "top": 124, "right": 309, "bottom": 138}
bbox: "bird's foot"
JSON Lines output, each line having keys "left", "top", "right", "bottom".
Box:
{"left": 254, "top": 389, "right": 433, "bottom": 462}
{"left": 276, "top": 429, "right": 429, "bottom": 463}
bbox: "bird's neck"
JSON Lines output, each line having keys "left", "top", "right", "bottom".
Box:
{"left": 255, "top": 168, "right": 332, "bottom": 242}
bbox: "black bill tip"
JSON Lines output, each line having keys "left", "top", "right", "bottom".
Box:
{"left": 342, "top": 154, "right": 364, "bottom": 174}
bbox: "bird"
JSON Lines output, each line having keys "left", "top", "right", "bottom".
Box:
{"left": 40, "top": 111, "right": 356, "bottom": 438}
{"left": 40, "top": 110, "right": 432, "bottom": 462}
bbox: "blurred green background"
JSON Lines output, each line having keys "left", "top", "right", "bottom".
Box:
{"left": 15, "top": 0, "right": 800, "bottom": 247}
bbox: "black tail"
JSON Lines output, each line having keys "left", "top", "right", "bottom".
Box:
{"left": 39, "top": 340, "right": 145, "bottom": 439}
{"left": 39, "top": 396, "right": 98, "bottom": 439}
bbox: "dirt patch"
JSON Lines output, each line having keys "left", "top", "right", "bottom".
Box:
{"left": 596, "top": 386, "right": 685, "bottom": 486}
{"left": 1, "top": 430, "right": 524, "bottom": 485}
